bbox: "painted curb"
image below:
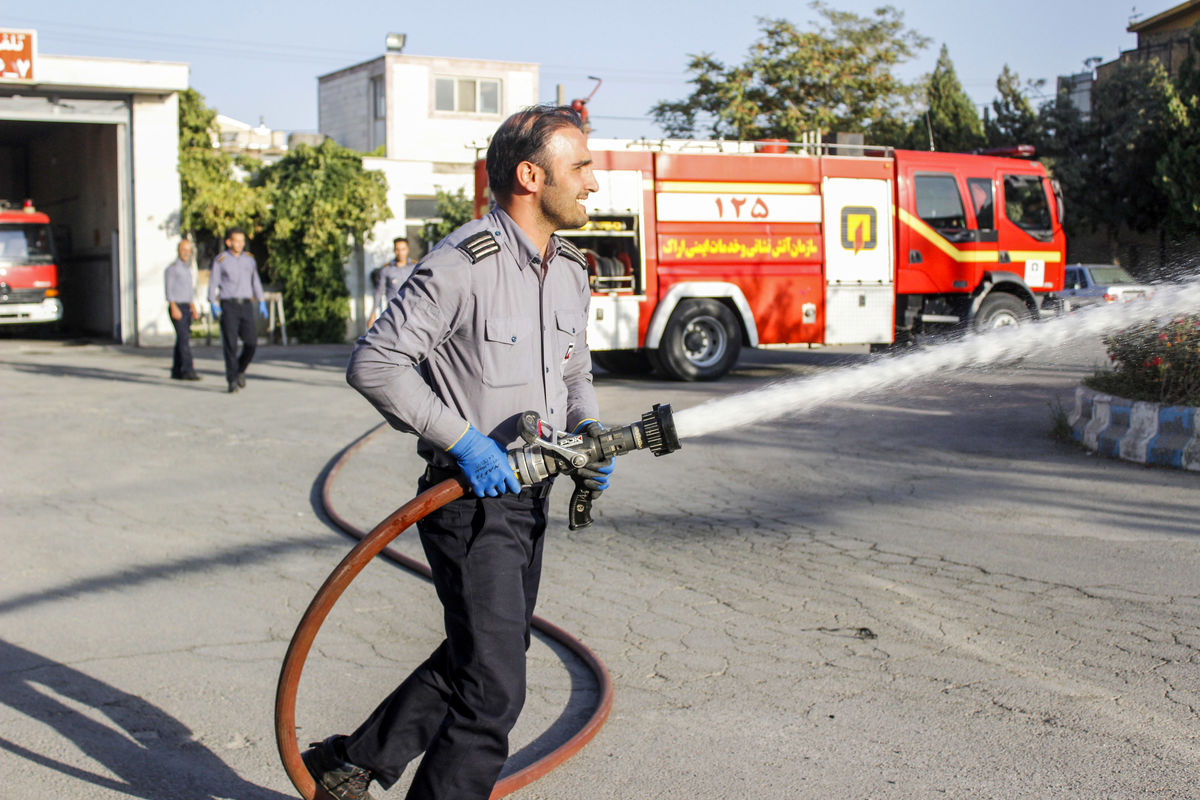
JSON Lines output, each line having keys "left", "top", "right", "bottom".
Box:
{"left": 1069, "top": 386, "right": 1200, "bottom": 471}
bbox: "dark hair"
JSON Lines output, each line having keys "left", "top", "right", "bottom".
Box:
{"left": 486, "top": 105, "right": 584, "bottom": 200}
{"left": 393, "top": 236, "right": 408, "bottom": 245}
{"left": 226, "top": 227, "right": 246, "bottom": 239}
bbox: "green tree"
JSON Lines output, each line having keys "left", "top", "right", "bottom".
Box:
{"left": 920, "top": 45, "right": 985, "bottom": 152}
{"left": 650, "top": 3, "right": 928, "bottom": 141}
{"left": 421, "top": 187, "right": 475, "bottom": 250}
{"left": 261, "top": 140, "right": 391, "bottom": 342}
{"left": 1090, "top": 60, "right": 1184, "bottom": 237}
{"left": 986, "top": 65, "right": 1044, "bottom": 148}
{"left": 1158, "top": 22, "right": 1200, "bottom": 237}
{"left": 177, "top": 88, "right": 265, "bottom": 244}
{"left": 1036, "top": 87, "right": 1095, "bottom": 238}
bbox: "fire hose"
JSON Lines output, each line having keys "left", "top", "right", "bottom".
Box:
{"left": 275, "top": 404, "right": 681, "bottom": 799}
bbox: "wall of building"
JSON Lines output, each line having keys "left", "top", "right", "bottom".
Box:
{"left": 132, "top": 91, "right": 183, "bottom": 346}
{"left": 320, "top": 52, "right": 540, "bottom": 339}
{"left": 7, "top": 54, "right": 188, "bottom": 344}
{"left": 386, "top": 56, "right": 537, "bottom": 164}
{"left": 318, "top": 61, "right": 378, "bottom": 154}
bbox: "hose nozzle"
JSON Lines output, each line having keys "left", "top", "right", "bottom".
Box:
{"left": 636, "top": 403, "right": 681, "bottom": 457}
{"left": 508, "top": 403, "right": 682, "bottom": 530}
{"left": 508, "top": 403, "right": 681, "bottom": 485}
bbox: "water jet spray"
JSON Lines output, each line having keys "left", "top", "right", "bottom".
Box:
{"left": 673, "top": 279, "right": 1200, "bottom": 440}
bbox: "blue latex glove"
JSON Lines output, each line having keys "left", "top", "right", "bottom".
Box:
{"left": 258, "top": 300, "right": 268, "bottom": 317}
{"left": 211, "top": 302, "right": 221, "bottom": 318}
{"left": 572, "top": 421, "right": 614, "bottom": 492}
{"left": 447, "top": 425, "right": 520, "bottom": 497}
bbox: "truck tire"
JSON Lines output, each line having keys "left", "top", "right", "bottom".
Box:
{"left": 653, "top": 299, "right": 741, "bottom": 381}
{"left": 973, "top": 293, "right": 1028, "bottom": 333}
{"left": 592, "top": 350, "right": 654, "bottom": 375}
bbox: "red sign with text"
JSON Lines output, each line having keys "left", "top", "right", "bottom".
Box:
{"left": 0, "top": 29, "right": 36, "bottom": 82}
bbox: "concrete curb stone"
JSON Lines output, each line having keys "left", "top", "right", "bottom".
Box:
{"left": 1070, "top": 385, "right": 1200, "bottom": 470}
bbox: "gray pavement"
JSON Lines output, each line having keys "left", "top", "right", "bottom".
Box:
{"left": 2, "top": 336, "right": 1198, "bottom": 799}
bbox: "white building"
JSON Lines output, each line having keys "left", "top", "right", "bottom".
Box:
{"left": 0, "top": 43, "right": 187, "bottom": 345}
{"left": 317, "top": 50, "right": 539, "bottom": 334}
{"left": 216, "top": 113, "right": 288, "bottom": 161}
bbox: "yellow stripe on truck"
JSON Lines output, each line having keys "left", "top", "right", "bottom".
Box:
{"left": 896, "top": 207, "right": 1061, "bottom": 264}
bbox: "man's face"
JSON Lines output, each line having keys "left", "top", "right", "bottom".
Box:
{"left": 394, "top": 241, "right": 409, "bottom": 262}
{"left": 229, "top": 232, "right": 246, "bottom": 255}
{"left": 178, "top": 240, "right": 193, "bottom": 262}
{"left": 537, "top": 125, "right": 598, "bottom": 231}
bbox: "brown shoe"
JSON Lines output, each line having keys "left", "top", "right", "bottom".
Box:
{"left": 301, "top": 736, "right": 375, "bottom": 800}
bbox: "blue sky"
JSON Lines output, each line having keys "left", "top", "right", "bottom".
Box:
{"left": 7, "top": 1, "right": 1149, "bottom": 139}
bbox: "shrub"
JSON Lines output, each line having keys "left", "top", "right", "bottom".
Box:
{"left": 261, "top": 140, "right": 390, "bottom": 342}
{"left": 1085, "top": 315, "right": 1200, "bottom": 406}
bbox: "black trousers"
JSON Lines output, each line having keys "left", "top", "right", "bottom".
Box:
{"left": 343, "top": 481, "right": 550, "bottom": 799}
{"left": 171, "top": 303, "right": 194, "bottom": 378}
{"left": 218, "top": 299, "right": 257, "bottom": 383}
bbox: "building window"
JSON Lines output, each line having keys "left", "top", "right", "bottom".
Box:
{"left": 434, "top": 76, "right": 501, "bottom": 114}
{"left": 405, "top": 197, "right": 439, "bottom": 218}
{"left": 371, "top": 75, "right": 386, "bottom": 120}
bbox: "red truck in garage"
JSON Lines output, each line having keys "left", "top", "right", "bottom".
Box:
{"left": 0, "top": 200, "right": 62, "bottom": 326}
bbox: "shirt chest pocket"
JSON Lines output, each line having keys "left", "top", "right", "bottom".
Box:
{"left": 482, "top": 316, "right": 535, "bottom": 388}
{"left": 554, "top": 310, "right": 586, "bottom": 363}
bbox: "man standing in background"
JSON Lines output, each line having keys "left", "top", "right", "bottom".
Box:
{"left": 208, "top": 228, "right": 266, "bottom": 394}
{"left": 369, "top": 237, "right": 416, "bottom": 325}
{"left": 165, "top": 239, "right": 201, "bottom": 381}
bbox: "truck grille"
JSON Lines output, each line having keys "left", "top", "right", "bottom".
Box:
{"left": 0, "top": 288, "right": 47, "bottom": 303}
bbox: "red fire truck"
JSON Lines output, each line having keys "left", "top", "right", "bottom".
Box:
{"left": 0, "top": 200, "right": 62, "bottom": 326}
{"left": 473, "top": 139, "right": 1065, "bottom": 380}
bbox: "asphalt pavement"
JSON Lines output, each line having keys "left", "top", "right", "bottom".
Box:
{"left": 2, "top": 335, "right": 1198, "bottom": 799}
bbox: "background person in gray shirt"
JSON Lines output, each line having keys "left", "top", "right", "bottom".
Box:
{"left": 207, "top": 228, "right": 265, "bottom": 393}
{"left": 302, "top": 106, "right": 611, "bottom": 800}
{"left": 369, "top": 237, "right": 416, "bottom": 326}
{"left": 164, "top": 239, "right": 200, "bottom": 381}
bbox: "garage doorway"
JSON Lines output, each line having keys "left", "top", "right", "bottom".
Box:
{"left": 0, "top": 117, "right": 125, "bottom": 340}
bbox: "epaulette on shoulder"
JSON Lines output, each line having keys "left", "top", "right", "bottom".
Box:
{"left": 456, "top": 230, "right": 501, "bottom": 264}
{"left": 215, "top": 253, "right": 226, "bottom": 263}
{"left": 556, "top": 237, "right": 587, "bottom": 269}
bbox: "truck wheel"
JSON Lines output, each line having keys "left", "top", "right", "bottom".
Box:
{"left": 592, "top": 350, "right": 654, "bottom": 375}
{"left": 973, "top": 293, "right": 1028, "bottom": 333}
{"left": 654, "top": 299, "right": 741, "bottom": 381}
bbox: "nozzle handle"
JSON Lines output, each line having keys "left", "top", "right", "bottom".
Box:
{"left": 568, "top": 485, "right": 595, "bottom": 530}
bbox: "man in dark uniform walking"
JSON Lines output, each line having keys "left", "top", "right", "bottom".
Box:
{"left": 207, "top": 228, "right": 266, "bottom": 393}
{"left": 165, "top": 239, "right": 201, "bottom": 381}
{"left": 301, "top": 105, "right": 612, "bottom": 800}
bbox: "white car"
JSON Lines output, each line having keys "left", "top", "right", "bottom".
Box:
{"left": 1061, "top": 264, "right": 1154, "bottom": 311}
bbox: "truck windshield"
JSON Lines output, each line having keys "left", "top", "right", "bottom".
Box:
{"left": 1002, "top": 174, "right": 1052, "bottom": 240}
{"left": 1089, "top": 266, "right": 1135, "bottom": 284}
{"left": 0, "top": 223, "right": 54, "bottom": 264}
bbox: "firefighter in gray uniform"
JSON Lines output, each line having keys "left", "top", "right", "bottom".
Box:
{"left": 370, "top": 237, "right": 416, "bottom": 325}
{"left": 301, "top": 106, "right": 613, "bottom": 800}
{"left": 207, "top": 227, "right": 266, "bottom": 393}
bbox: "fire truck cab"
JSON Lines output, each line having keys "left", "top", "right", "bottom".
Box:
{"left": 0, "top": 200, "right": 62, "bottom": 326}
{"left": 473, "top": 138, "right": 1065, "bottom": 381}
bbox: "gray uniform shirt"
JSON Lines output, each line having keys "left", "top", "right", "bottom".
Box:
{"left": 347, "top": 208, "right": 599, "bottom": 469}
{"left": 164, "top": 258, "right": 194, "bottom": 304}
{"left": 207, "top": 250, "right": 263, "bottom": 303}
{"left": 373, "top": 260, "right": 416, "bottom": 317}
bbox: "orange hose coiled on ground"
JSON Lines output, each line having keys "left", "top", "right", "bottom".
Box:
{"left": 274, "top": 426, "right": 614, "bottom": 799}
